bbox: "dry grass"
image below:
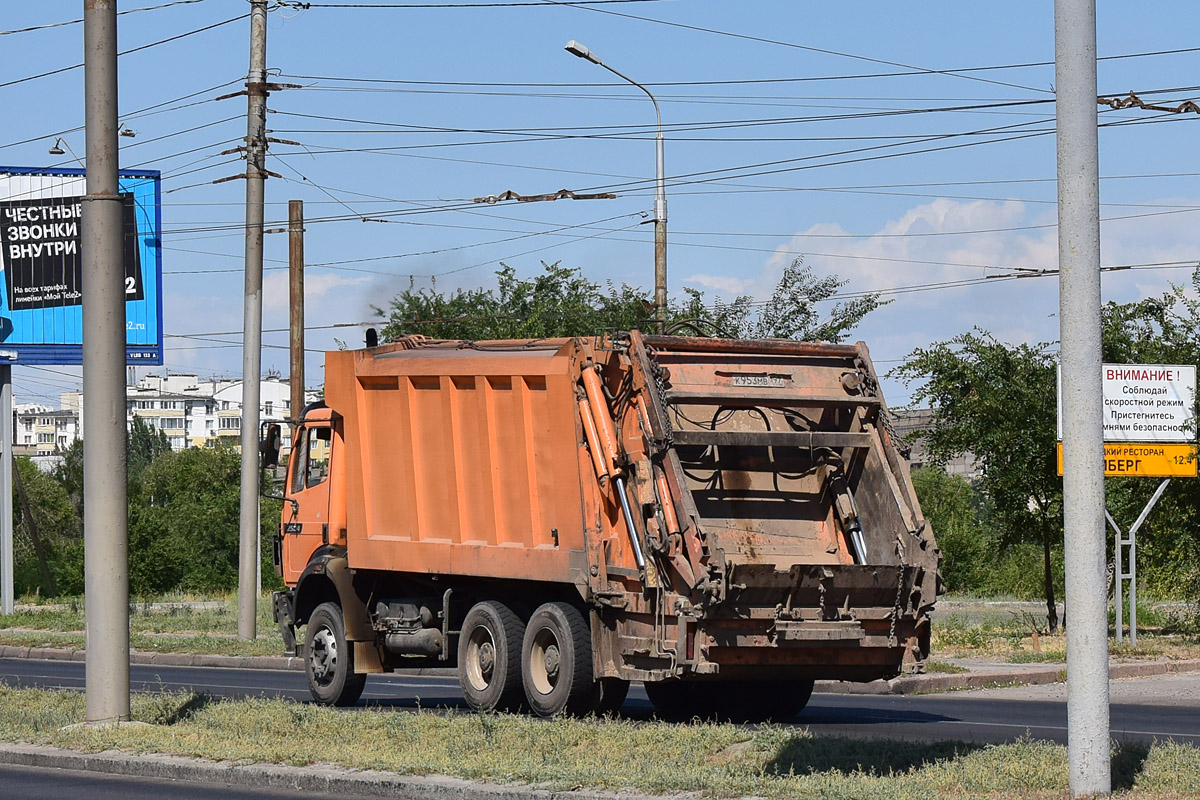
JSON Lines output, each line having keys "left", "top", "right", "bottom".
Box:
{"left": 0, "top": 683, "right": 1197, "bottom": 798}
{"left": 932, "top": 598, "right": 1200, "bottom": 664}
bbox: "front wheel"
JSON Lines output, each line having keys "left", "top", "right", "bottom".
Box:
{"left": 305, "top": 602, "right": 367, "bottom": 706}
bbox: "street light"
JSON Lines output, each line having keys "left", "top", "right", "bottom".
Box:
{"left": 565, "top": 40, "right": 667, "bottom": 332}
{"left": 48, "top": 137, "right": 85, "bottom": 168}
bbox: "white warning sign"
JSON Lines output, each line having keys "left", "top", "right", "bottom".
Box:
{"left": 1059, "top": 364, "right": 1196, "bottom": 443}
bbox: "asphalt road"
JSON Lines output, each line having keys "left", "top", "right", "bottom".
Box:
{"left": 0, "top": 762, "right": 388, "bottom": 800}
{"left": 2, "top": 657, "right": 1199, "bottom": 746}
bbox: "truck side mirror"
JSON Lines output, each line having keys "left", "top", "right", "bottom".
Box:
{"left": 260, "top": 423, "right": 282, "bottom": 468}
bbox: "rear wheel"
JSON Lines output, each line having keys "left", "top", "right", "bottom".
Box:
{"left": 646, "top": 678, "right": 815, "bottom": 722}
{"left": 644, "top": 679, "right": 704, "bottom": 721}
{"left": 521, "top": 602, "right": 595, "bottom": 717}
{"left": 594, "top": 677, "right": 630, "bottom": 716}
{"left": 730, "top": 678, "right": 815, "bottom": 721}
{"left": 305, "top": 602, "right": 367, "bottom": 706}
{"left": 458, "top": 601, "right": 525, "bottom": 712}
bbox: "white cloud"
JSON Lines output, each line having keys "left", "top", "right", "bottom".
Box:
{"left": 685, "top": 197, "right": 1200, "bottom": 404}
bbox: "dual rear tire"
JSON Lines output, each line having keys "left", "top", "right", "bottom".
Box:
{"left": 458, "top": 601, "right": 526, "bottom": 712}
{"left": 645, "top": 677, "right": 815, "bottom": 722}
{"left": 458, "top": 600, "right": 628, "bottom": 717}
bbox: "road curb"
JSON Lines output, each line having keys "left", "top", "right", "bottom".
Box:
{"left": 0, "top": 742, "right": 650, "bottom": 800}
{"left": 816, "top": 658, "right": 1200, "bottom": 695}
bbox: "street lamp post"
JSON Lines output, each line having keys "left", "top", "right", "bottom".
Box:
{"left": 565, "top": 40, "right": 667, "bottom": 332}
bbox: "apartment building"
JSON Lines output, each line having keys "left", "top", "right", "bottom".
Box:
{"left": 43, "top": 374, "right": 312, "bottom": 454}
{"left": 14, "top": 405, "right": 80, "bottom": 457}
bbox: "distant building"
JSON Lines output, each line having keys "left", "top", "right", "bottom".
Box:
{"left": 14, "top": 404, "right": 80, "bottom": 457}
{"left": 20, "top": 374, "right": 317, "bottom": 458}
{"left": 889, "top": 408, "right": 978, "bottom": 480}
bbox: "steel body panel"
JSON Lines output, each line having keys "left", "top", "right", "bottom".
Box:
{"left": 325, "top": 340, "right": 614, "bottom": 582}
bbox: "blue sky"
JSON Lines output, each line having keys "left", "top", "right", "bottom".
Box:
{"left": 2, "top": 1, "right": 1199, "bottom": 405}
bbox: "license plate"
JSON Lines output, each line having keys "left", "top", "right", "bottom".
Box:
{"left": 731, "top": 374, "right": 787, "bottom": 388}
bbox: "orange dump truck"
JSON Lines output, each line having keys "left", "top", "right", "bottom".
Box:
{"left": 269, "top": 331, "right": 938, "bottom": 717}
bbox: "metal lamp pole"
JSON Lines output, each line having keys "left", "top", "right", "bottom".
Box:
{"left": 565, "top": 40, "right": 667, "bottom": 332}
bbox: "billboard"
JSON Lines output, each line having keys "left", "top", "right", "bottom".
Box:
{"left": 0, "top": 167, "right": 162, "bottom": 365}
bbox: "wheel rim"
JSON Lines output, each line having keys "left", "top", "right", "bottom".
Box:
{"left": 528, "top": 625, "right": 561, "bottom": 696}
{"left": 465, "top": 622, "right": 498, "bottom": 693}
{"left": 309, "top": 625, "right": 338, "bottom": 686}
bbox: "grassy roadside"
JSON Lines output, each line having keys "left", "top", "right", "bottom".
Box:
{"left": 5, "top": 593, "right": 1199, "bottom": 667}
{"left": 933, "top": 598, "right": 1200, "bottom": 663}
{"left": 1, "top": 684, "right": 1198, "bottom": 799}
{"left": 0, "top": 594, "right": 283, "bottom": 657}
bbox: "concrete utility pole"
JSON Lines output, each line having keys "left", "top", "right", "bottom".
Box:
{"left": 238, "top": 0, "right": 269, "bottom": 642}
{"left": 82, "top": 0, "right": 130, "bottom": 723}
{"left": 564, "top": 41, "right": 667, "bottom": 332}
{"left": 289, "top": 200, "right": 304, "bottom": 431}
{"left": 1055, "top": 0, "right": 1111, "bottom": 795}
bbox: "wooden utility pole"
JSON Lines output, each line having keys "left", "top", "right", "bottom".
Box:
{"left": 289, "top": 200, "right": 304, "bottom": 432}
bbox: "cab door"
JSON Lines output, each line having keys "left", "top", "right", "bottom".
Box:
{"left": 282, "top": 420, "right": 334, "bottom": 583}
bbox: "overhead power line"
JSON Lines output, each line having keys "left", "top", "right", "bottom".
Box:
{"left": 0, "top": 14, "right": 247, "bottom": 91}
{"left": 0, "top": 76, "right": 242, "bottom": 152}
{"left": 286, "top": 0, "right": 670, "bottom": 6}
{"left": 281, "top": 50, "right": 1200, "bottom": 89}
{"left": 0, "top": 0, "right": 210, "bottom": 36}
{"left": 541, "top": 0, "right": 1048, "bottom": 93}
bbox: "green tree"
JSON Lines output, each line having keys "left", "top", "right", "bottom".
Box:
{"left": 377, "top": 258, "right": 883, "bottom": 343}
{"left": 910, "top": 467, "right": 990, "bottom": 594}
{"left": 894, "top": 330, "right": 1063, "bottom": 629}
{"left": 10, "top": 456, "right": 82, "bottom": 597}
{"left": 673, "top": 258, "right": 885, "bottom": 342}
{"left": 52, "top": 438, "right": 84, "bottom": 522}
{"left": 128, "top": 446, "right": 244, "bottom": 594}
{"left": 378, "top": 262, "right": 650, "bottom": 341}
{"left": 128, "top": 415, "right": 171, "bottom": 486}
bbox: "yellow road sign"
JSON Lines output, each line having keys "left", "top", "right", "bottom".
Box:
{"left": 1056, "top": 442, "right": 1198, "bottom": 477}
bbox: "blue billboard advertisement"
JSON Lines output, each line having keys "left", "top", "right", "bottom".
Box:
{"left": 0, "top": 167, "right": 162, "bottom": 365}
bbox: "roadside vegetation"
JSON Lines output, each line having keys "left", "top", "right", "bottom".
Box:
{"left": 0, "top": 683, "right": 1197, "bottom": 798}
{"left": 4, "top": 591, "right": 1198, "bottom": 666}
{"left": 932, "top": 600, "right": 1200, "bottom": 663}
{"left": 10, "top": 417, "right": 282, "bottom": 602}
{"left": 0, "top": 593, "right": 281, "bottom": 657}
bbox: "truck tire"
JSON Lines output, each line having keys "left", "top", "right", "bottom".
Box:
{"left": 646, "top": 678, "right": 815, "bottom": 722}
{"left": 758, "top": 678, "right": 815, "bottom": 719}
{"left": 595, "top": 677, "right": 630, "bottom": 716}
{"left": 721, "top": 678, "right": 815, "bottom": 721}
{"left": 521, "top": 602, "right": 595, "bottom": 717}
{"left": 459, "top": 601, "right": 526, "bottom": 713}
{"left": 305, "top": 602, "right": 367, "bottom": 706}
{"left": 644, "top": 679, "right": 701, "bottom": 721}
